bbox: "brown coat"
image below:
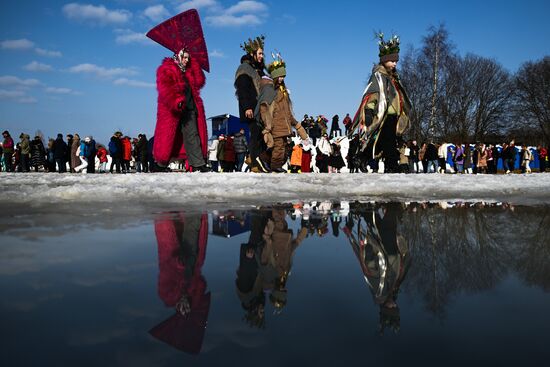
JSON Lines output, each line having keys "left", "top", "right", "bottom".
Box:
{"left": 419, "top": 145, "right": 427, "bottom": 161}
{"left": 260, "top": 86, "right": 307, "bottom": 144}
{"left": 261, "top": 209, "right": 307, "bottom": 277}
{"left": 478, "top": 148, "right": 488, "bottom": 168}
{"left": 71, "top": 138, "right": 81, "bottom": 170}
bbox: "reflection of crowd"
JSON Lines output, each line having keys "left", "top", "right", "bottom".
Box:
{"left": 151, "top": 200, "right": 549, "bottom": 354}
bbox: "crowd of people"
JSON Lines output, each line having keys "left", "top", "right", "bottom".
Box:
{"left": 0, "top": 127, "right": 547, "bottom": 174}
{"left": 0, "top": 129, "right": 152, "bottom": 173}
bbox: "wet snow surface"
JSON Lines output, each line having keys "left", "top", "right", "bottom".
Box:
{"left": 1, "top": 172, "right": 550, "bottom": 208}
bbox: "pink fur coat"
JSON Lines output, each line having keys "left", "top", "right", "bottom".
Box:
{"left": 153, "top": 57, "right": 208, "bottom": 165}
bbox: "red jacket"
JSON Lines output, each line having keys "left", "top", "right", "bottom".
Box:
{"left": 539, "top": 147, "right": 548, "bottom": 159}
{"left": 153, "top": 57, "right": 208, "bottom": 165}
{"left": 122, "top": 137, "right": 132, "bottom": 161}
{"left": 223, "top": 136, "right": 236, "bottom": 162}
{"left": 96, "top": 147, "right": 108, "bottom": 163}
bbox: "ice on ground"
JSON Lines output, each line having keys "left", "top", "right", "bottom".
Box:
{"left": 1, "top": 172, "right": 549, "bottom": 207}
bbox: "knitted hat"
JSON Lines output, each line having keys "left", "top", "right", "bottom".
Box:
{"left": 377, "top": 32, "right": 400, "bottom": 63}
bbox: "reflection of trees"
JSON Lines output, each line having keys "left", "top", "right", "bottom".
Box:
{"left": 403, "top": 204, "right": 511, "bottom": 318}
{"left": 510, "top": 208, "right": 550, "bottom": 291}
{"left": 345, "top": 202, "right": 550, "bottom": 319}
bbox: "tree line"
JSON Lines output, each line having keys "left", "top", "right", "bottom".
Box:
{"left": 399, "top": 24, "right": 550, "bottom": 146}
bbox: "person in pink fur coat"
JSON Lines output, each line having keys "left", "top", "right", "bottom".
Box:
{"left": 153, "top": 49, "right": 210, "bottom": 172}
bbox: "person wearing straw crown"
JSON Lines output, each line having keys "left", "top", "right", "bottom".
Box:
{"left": 255, "top": 52, "right": 308, "bottom": 173}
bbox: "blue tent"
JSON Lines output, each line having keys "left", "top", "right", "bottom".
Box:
{"left": 208, "top": 114, "right": 249, "bottom": 140}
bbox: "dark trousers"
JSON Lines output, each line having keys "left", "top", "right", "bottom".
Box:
{"left": 136, "top": 159, "right": 148, "bottom": 173}
{"left": 438, "top": 158, "right": 446, "bottom": 172}
{"left": 19, "top": 154, "right": 30, "bottom": 172}
{"left": 487, "top": 160, "right": 496, "bottom": 174}
{"left": 317, "top": 155, "right": 329, "bottom": 173}
{"left": 87, "top": 158, "right": 95, "bottom": 173}
{"left": 180, "top": 111, "right": 206, "bottom": 168}
{"left": 236, "top": 152, "right": 246, "bottom": 172}
{"left": 247, "top": 120, "right": 262, "bottom": 167}
{"left": 67, "top": 155, "right": 73, "bottom": 172}
{"left": 539, "top": 158, "right": 546, "bottom": 172}
{"left": 409, "top": 158, "right": 419, "bottom": 173}
{"left": 221, "top": 160, "right": 234, "bottom": 172}
{"left": 110, "top": 156, "right": 121, "bottom": 173}
{"left": 56, "top": 158, "right": 66, "bottom": 173}
{"left": 3, "top": 152, "right": 13, "bottom": 172}
{"left": 177, "top": 215, "right": 201, "bottom": 269}
{"left": 376, "top": 115, "right": 399, "bottom": 172}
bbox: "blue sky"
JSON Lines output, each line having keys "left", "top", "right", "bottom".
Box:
{"left": 1, "top": 0, "right": 549, "bottom": 145}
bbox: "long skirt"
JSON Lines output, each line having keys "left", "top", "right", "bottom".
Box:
{"left": 301, "top": 151, "right": 312, "bottom": 172}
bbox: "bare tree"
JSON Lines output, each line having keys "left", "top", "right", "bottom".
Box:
{"left": 515, "top": 56, "right": 550, "bottom": 144}
{"left": 400, "top": 46, "right": 432, "bottom": 142}
{"left": 401, "top": 24, "right": 453, "bottom": 142}
{"left": 422, "top": 25, "right": 453, "bottom": 139}
{"left": 440, "top": 54, "right": 513, "bottom": 141}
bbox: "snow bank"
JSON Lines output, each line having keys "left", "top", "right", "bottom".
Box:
{"left": 1, "top": 172, "right": 549, "bottom": 206}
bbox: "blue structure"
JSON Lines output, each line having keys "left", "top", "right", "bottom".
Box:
{"left": 212, "top": 212, "right": 251, "bottom": 238}
{"left": 208, "top": 114, "right": 249, "bottom": 140}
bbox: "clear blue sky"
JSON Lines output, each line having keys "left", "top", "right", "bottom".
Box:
{"left": 1, "top": 0, "right": 549, "bottom": 145}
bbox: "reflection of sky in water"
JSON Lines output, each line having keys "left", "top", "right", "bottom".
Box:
{"left": 0, "top": 202, "right": 549, "bottom": 367}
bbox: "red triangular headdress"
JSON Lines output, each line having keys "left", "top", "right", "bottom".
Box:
{"left": 146, "top": 9, "right": 210, "bottom": 72}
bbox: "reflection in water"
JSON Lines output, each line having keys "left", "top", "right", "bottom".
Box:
{"left": 345, "top": 203, "right": 411, "bottom": 335}
{"left": 212, "top": 210, "right": 250, "bottom": 238}
{"left": 399, "top": 202, "right": 550, "bottom": 318}
{"left": 150, "top": 202, "right": 550, "bottom": 355}
{"left": 149, "top": 212, "right": 210, "bottom": 355}
{"left": 236, "top": 209, "right": 269, "bottom": 329}
{"left": 235, "top": 207, "right": 307, "bottom": 328}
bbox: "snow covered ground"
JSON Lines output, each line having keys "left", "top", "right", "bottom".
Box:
{"left": 1, "top": 172, "right": 549, "bottom": 208}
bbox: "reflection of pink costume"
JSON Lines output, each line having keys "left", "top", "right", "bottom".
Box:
{"left": 149, "top": 213, "right": 209, "bottom": 355}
